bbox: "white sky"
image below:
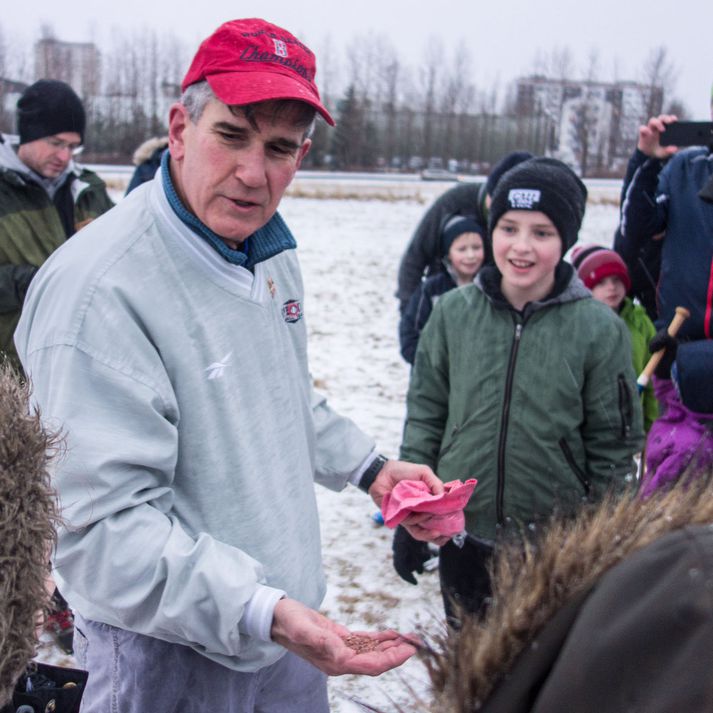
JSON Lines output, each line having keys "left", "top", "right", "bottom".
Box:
{"left": 2, "top": 0, "right": 711, "bottom": 116}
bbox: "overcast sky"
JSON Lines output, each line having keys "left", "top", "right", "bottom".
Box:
{"left": 2, "top": 0, "right": 710, "bottom": 117}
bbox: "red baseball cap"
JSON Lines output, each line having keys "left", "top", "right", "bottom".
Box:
{"left": 182, "top": 18, "right": 335, "bottom": 126}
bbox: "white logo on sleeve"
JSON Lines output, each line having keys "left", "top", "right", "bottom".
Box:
{"left": 205, "top": 352, "right": 233, "bottom": 380}
{"left": 508, "top": 189, "right": 541, "bottom": 210}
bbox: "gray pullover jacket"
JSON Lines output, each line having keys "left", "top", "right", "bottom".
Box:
{"left": 14, "top": 178, "right": 375, "bottom": 671}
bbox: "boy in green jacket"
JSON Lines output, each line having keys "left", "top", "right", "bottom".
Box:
{"left": 572, "top": 245, "right": 658, "bottom": 431}
{"left": 397, "top": 158, "right": 643, "bottom": 622}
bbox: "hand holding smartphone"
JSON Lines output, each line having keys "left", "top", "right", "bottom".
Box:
{"left": 660, "top": 121, "right": 713, "bottom": 148}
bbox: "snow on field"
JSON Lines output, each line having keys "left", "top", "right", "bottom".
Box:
{"left": 36, "top": 174, "right": 621, "bottom": 711}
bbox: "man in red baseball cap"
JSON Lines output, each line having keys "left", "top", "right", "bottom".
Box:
{"left": 15, "top": 18, "right": 446, "bottom": 712}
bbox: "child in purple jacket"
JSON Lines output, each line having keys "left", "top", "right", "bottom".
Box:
{"left": 640, "top": 340, "right": 713, "bottom": 496}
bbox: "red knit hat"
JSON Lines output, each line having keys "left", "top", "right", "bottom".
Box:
{"left": 182, "top": 18, "right": 335, "bottom": 126}
{"left": 571, "top": 245, "right": 631, "bottom": 292}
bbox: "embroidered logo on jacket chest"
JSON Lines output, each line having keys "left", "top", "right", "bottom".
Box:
{"left": 282, "top": 299, "right": 303, "bottom": 323}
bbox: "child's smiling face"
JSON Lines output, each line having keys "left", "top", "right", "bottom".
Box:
{"left": 492, "top": 210, "right": 562, "bottom": 310}
{"left": 448, "top": 232, "right": 485, "bottom": 285}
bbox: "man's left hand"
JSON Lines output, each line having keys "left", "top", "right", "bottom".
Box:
{"left": 369, "top": 460, "right": 449, "bottom": 544}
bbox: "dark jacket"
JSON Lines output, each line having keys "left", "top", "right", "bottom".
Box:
{"left": 396, "top": 181, "right": 487, "bottom": 311}
{"left": 399, "top": 269, "right": 456, "bottom": 364}
{"left": 425, "top": 477, "right": 713, "bottom": 713}
{"left": 613, "top": 147, "right": 661, "bottom": 321}
{"left": 400, "top": 263, "right": 643, "bottom": 540}
{"left": 620, "top": 146, "right": 713, "bottom": 339}
{"left": 0, "top": 136, "right": 113, "bottom": 370}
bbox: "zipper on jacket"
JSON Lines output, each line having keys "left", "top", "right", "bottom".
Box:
{"left": 617, "top": 373, "right": 633, "bottom": 440}
{"left": 496, "top": 321, "right": 523, "bottom": 524}
{"left": 558, "top": 438, "right": 591, "bottom": 495}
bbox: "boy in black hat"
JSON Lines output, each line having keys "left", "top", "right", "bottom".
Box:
{"left": 397, "top": 157, "right": 643, "bottom": 622}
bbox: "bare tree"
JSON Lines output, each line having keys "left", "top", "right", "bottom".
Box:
{"left": 639, "top": 45, "right": 676, "bottom": 119}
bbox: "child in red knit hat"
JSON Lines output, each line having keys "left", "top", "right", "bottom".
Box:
{"left": 572, "top": 244, "right": 658, "bottom": 431}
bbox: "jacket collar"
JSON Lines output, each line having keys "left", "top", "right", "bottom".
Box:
{"left": 476, "top": 262, "right": 589, "bottom": 317}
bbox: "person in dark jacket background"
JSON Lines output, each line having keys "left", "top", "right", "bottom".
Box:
{"left": 612, "top": 147, "right": 662, "bottom": 322}
{"left": 399, "top": 215, "right": 485, "bottom": 364}
{"left": 396, "top": 151, "right": 532, "bottom": 312}
{"left": 0, "top": 80, "right": 113, "bottom": 373}
{"left": 124, "top": 135, "right": 168, "bottom": 195}
{"left": 0, "top": 79, "right": 113, "bottom": 656}
{"left": 620, "top": 105, "right": 713, "bottom": 340}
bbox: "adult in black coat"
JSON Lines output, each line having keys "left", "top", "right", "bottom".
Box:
{"left": 613, "top": 147, "right": 662, "bottom": 322}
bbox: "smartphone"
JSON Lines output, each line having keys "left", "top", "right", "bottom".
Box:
{"left": 660, "top": 121, "right": 713, "bottom": 147}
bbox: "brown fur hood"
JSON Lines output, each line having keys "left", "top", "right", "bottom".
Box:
{"left": 0, "top": 367, "right": 59, "bottom": 707}
{"left": 424, "top": 472, "right": 713, "bottom": 712}
{"left": 132, "top": 136, "right": 169, "bottom": 166}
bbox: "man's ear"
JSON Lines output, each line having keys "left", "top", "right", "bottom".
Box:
{"left": 168, "top": 103, "right": 189, "bottom": 161}
{"left": 295, "top": 139, "right": 312, "bottom": 170}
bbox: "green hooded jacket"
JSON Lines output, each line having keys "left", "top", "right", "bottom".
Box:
{"left": 400, "top": 264, "right": 644, "bottom": 541}
{"left": 0, "top": 139, "right": 113, "bottom": 371}
{"left": 618, "top": 296, "right": 658, "bottom": 431}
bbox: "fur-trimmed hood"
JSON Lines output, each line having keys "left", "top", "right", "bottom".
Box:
{"left": 0, "top": 367, "right": 59, "bottom": 707}
{"left": 424, "top": 470, "right": 713, "bottom": 712}
{"left": 132, "top": 136, "right": 168, "bottom": 166}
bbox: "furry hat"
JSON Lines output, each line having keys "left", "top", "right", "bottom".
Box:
{"left": 488, "top": 157, "right": 587, "bottom": 255}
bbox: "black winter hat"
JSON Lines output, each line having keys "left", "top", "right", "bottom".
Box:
{"left": 17, "top": 79, "right": 86, "bottom": 145}
{"left": 488, "top": 157, "right": 588, "bottom": 255}
{"left": 441, "top": 215, "right": 484, "bottom": 256}
{"left": 485, "top": 150, "right": 534, "bottom": 197}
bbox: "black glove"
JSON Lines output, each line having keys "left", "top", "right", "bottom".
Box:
{"left": 392, "top": 525, "right": 431, "bottom": 585}
{"left": 649, "top": 328, "right": 678, "bottom": 379}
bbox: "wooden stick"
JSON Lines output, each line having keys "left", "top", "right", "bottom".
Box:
{"left": 637, "top": 306, "right": 690, "bottom": 391}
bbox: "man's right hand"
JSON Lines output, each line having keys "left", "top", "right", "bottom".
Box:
{"left": 637, "top": 114, "right": 680, "bottom": 159}
{"left": 270, "top": 597, "right": 417, "bottom": 676}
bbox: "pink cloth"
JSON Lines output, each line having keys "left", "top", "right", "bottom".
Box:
{"left": 381, "top": 479, "right": 478, "bottom": 537}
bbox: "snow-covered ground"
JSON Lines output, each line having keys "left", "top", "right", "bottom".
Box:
{"left": 35, "top": 174, "right": 621, "bottom": 712}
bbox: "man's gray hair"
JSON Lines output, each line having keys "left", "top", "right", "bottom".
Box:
{"left": 180, "top": 81, "right": 316, "bottom": 140}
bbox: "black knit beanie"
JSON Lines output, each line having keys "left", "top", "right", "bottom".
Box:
{"left": 485, "top": 150, "right": 534, "bottom": 197}
{"left": 488, "top": 157, "right": 587, "bottom": 255}
{"left": 17, "top": 79, "right": 86, "bottom": 145}
{"left": 441, "top": 215, "right": 484, "bottom": 256}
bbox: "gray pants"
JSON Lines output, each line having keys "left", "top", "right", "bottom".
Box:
{"left": 74, "top": 614, "right": 329, "bottom": 712}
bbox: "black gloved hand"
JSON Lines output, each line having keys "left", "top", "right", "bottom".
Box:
{"left": 392, "top": 525, "right": 431, "bottom": 585}
{"left": 649, "top": 327, "right": 678, "bottom": 379}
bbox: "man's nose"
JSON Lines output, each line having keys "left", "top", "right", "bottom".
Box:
{"left": 234, "top": 145, "right": 268, "bottom": 187}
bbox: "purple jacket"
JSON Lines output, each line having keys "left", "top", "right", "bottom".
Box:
{"left": 641, "top": 378, "right": 713, "bottom": 497}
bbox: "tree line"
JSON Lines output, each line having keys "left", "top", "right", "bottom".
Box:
{"left": 0, "top": 23, "right": 683, "bottom": 175}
